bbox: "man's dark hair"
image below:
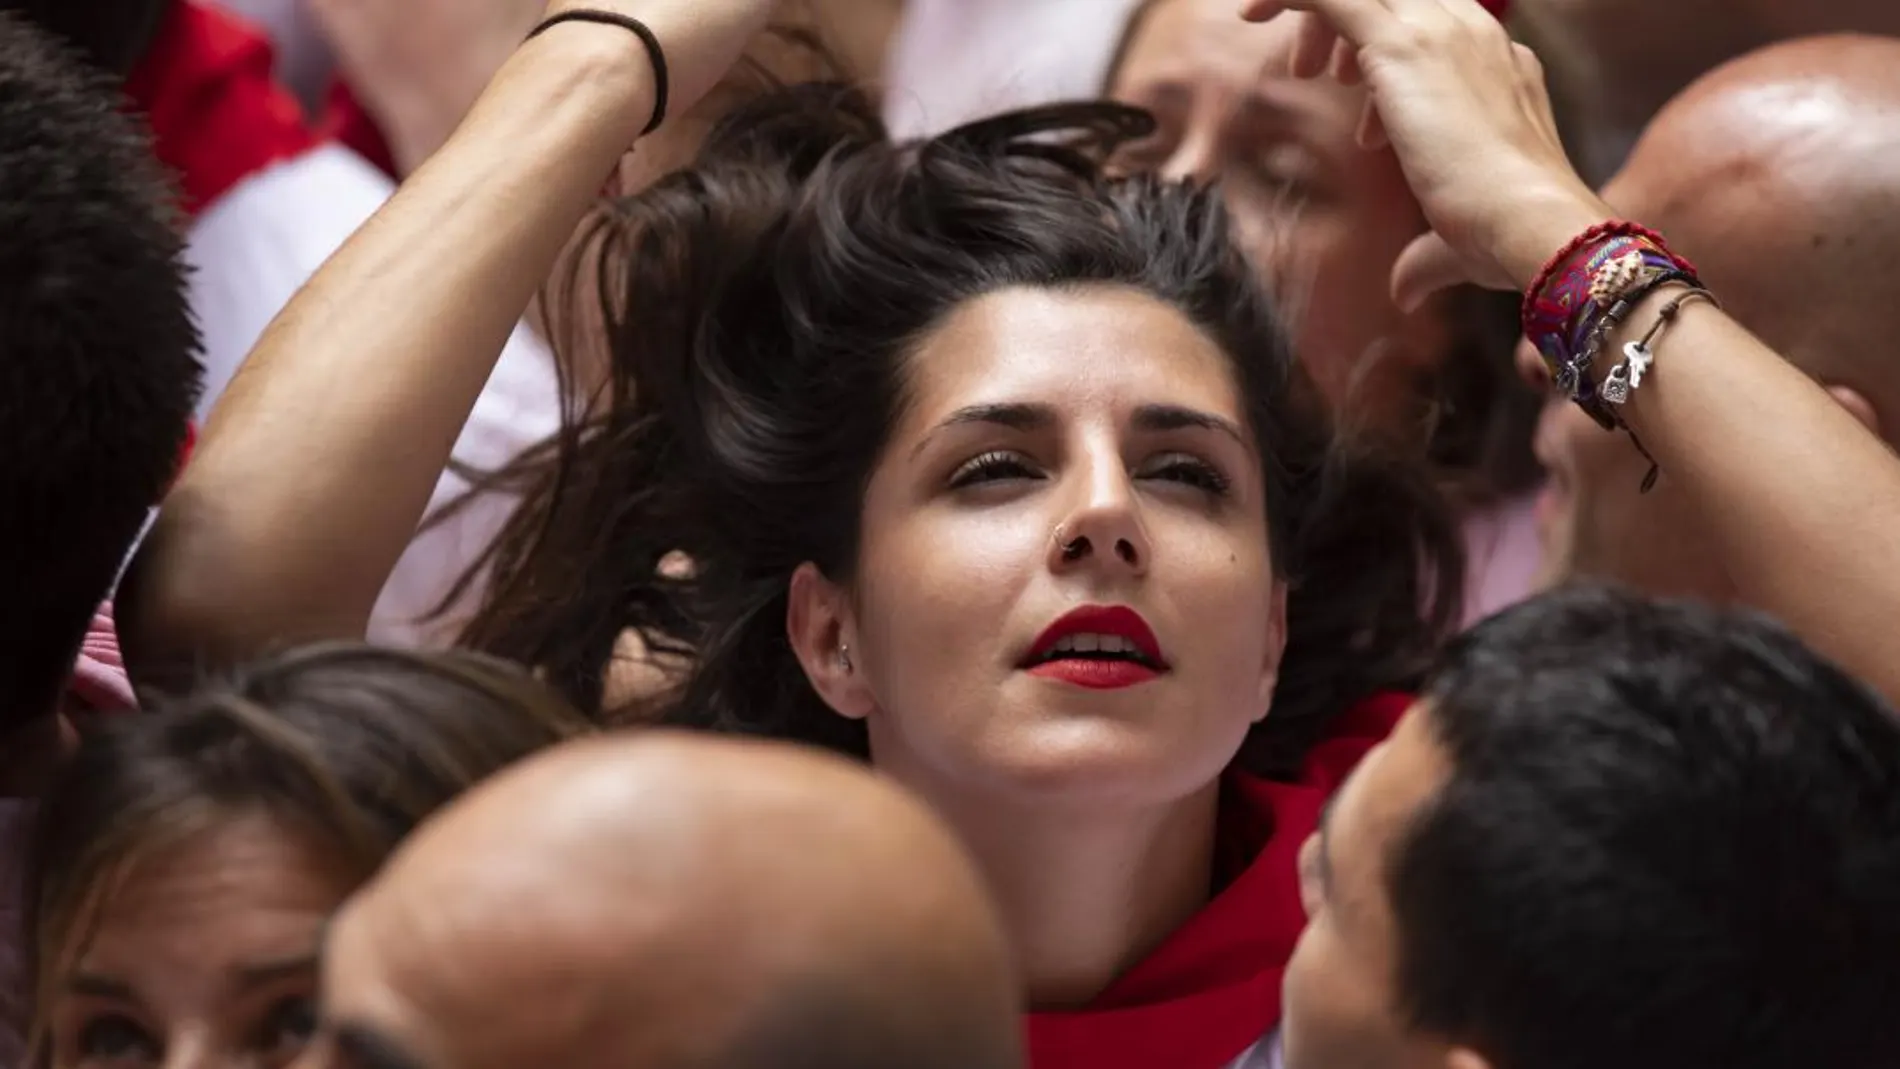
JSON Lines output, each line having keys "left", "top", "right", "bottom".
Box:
{"left": 0, "top": 11, "right": 201, "bottom": 725}
{"left": 1392, "top": 585, "right": 1900, "bottom": 1069}
{"left": 0, "top": 0, "right": 169, "bottom": 75}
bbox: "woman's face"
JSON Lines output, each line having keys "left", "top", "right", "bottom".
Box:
{"left": 1111, "top": 0, "right": 1443, "bottom": 430}
{"left": 43, "top": 814, "right": 350, "bottom": 1069}
{"left": 794, "top": 286, "right": 1286, "bottom": 811}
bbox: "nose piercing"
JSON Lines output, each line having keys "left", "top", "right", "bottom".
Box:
{"left": 1054, "top": 523, "right": 1087, "bottom": 561}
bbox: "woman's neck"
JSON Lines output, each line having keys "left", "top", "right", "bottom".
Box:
{"left": 917, "top": 780, "right": 1223, "bottom": 1009}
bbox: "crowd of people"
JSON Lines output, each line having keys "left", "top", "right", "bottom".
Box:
{"left": 3, "top": 0, "right": 1900, "bottom": 1067}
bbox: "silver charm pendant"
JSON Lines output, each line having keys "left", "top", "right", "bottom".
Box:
{"left": 1601, "top": 363, "right": 1632, "bottom": 405}
{"left": 1624, "top": 340, "right": 1655, "bottom": 390}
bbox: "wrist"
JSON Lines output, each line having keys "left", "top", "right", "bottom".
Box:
{"left": 1495, "top": 185, "right": 1616, "bottom": 291}
{"left": 519, "top": 10, "right": 663, "bottom": 142}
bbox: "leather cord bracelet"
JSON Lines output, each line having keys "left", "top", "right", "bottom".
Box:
{"left": 529, "top": 10, "right": 670, "bottom": 136}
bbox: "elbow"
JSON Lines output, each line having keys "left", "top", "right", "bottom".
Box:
{"left": 118, "top": 496, "right": 366, "bottom": 694}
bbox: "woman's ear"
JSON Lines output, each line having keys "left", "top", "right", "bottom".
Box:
{"left": 1255, "top": 579, "right": 1290, "bottom": 721}
{"left": 787, "top": 563, "right": 876, "bottom": 721}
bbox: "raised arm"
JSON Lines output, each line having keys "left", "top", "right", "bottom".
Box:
{"left": 122, "top": 1, "right": 780, "bottom": 684}
{"left": 1241, "top": 0, "right": 1900, "bottom": 703}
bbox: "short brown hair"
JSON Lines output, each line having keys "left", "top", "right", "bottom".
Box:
{"left": 20, "top": 644, "right": 590, "bottom": 1064}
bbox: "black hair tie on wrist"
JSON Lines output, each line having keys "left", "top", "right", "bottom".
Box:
{"left": 529, "top": 10, "right": 670, "bottom": 137}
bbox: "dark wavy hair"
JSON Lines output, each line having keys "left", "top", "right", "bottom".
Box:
{"left": 455, "top": 84, "right": 1464, "bottom": 776}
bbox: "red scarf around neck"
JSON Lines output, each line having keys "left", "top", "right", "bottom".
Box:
{"left": 1026, "top": 692, "right": 1412, "bottom": 1069}
{"left": 124, "top": 0, "right": 318, "bottom": 219}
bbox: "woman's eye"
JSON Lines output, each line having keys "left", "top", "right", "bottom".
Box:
{"left": 1244, "top": 165, "right": 1314, "bottom": 201}
{"left": 949, "top": 451, "right": 1040, "bottom": 489}
{"left": 255, "top": 995, "right": 319, "bottom": 1064}
{"left": 1241, "top": 145, "right": 1321, "bottom": 200}
{"left": 75, "top": 1015, "right": 160, "bottom": 1065}
{"left": 1144, "top": 455, "right": 1231, "bottom": 496}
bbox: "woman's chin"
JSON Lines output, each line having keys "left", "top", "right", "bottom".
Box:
{"left": 918, "top": 719, "right": 1243, "bottom": 810}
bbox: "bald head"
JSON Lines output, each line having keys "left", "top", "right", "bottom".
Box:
{"left": 309, "top": 733, "right": 1023, "bottom": 1069}
{"left": 1606, "top": 34, "right": 1900, "bottom": 423}
{"left": 1516, "top": 0, "right": 1900, "bottom": 177}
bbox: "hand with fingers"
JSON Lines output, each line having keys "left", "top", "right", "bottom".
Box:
{"left": 1241, "top": 0, "right": 1609, "bottom": 311}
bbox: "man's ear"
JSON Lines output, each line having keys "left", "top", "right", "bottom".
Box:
{"left": 786, "top": 562, "right": 875, "bottom": 720}
{"left": 1825, "top": 383, "right": 1882, "bottom": 440}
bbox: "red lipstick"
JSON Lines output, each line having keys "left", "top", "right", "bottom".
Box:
{"left": 1023, "top": 605, "right": 1168, "bottom": 690}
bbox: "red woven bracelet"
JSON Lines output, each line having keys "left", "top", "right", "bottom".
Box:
{"left": 1519, "top": 220, "right": 1671, "bottom": 330}
{"left": 1521, "top": 221, "right": 1702, "bottom": 424}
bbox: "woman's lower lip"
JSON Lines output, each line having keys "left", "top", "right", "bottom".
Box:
{"left": 1026, "top": 659, "right": 1162, "bottom": 689}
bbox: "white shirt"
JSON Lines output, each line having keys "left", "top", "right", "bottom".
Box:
{"left": 1229, "top": 1032, "right": 1282, "bottom": 1069}
{"left": 185, "top": 144, "right": 561, "bottom": 647}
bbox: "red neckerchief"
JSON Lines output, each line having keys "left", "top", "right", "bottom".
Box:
{"left": 124, "top": 0, "right": 318, "bottom": 219}
{"left": 1026, "top": 692, "right": 1412, "bottom": 1069}
{"left": 321, "top": 80, "right": 400, "bottom": 180}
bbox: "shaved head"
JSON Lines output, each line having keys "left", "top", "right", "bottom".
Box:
{"left": 1515, "top": 0, "right": 1900, "bottom": 177}
{"left": 307, "top": 733, "right": 1023, "bottom": 1069}
{"left": 1609, "top": 34, "right": 1900, "bottom": 407}
{"left": 1535, "top": 34, "right": 1900, "bottom": 602}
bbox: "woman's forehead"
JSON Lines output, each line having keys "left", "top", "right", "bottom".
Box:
{"left": 1120, "top": 0, "right": 1303, "bottom": 94}
{"left": 898, "top": 288, "right": 1246, "bottom": 425}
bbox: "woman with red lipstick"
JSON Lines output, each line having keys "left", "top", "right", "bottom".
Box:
{"left": 454, "top": 94, "right": 1461, "bottom": 1069}
{"left": 131, "top": 4, "right": 1461, "bottom": 1066}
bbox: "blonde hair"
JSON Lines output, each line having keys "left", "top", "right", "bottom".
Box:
{"left": 20, "top": 644, "right": 591, "bottom": 1065}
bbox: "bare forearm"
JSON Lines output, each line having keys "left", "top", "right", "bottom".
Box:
{"left": 1606, "top": 295, "right": 1900, "bottom": 700}
{"left": 124, "top": 25, "right": 655, "bottom": 676}
{"left": 1501, "top": 199, "right": 1900, "bottom": 699}
{"left": 1238, "top": 0, "right": 1900, "bottom": 697}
